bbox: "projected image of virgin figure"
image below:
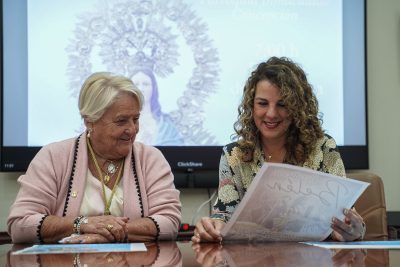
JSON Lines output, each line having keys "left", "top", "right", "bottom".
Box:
{"left": 26, "top": 0, "right": 345, "bottom": 147}
{"left": 66, "top": 0, "right": 220, "bottom": 146}
{"left": 131, "top": 68, "right": 183, "bottom": 145}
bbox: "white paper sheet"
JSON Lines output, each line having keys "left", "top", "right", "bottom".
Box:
{"left": 303, "top": 240, "right": 400, "bottom": 249}
{"left": 221, "top": 163, "right": 369, "bottom": 242}
{"left": 12, "top": 243, "right": 147, "bottom": 255}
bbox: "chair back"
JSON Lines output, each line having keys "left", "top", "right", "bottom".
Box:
{"left": 347, "top": 172, "right": 388, "bottom": 240}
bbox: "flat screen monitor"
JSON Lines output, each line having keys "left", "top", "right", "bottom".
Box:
{"left": 1, "top": 0, "right": 367, "bottom": 187}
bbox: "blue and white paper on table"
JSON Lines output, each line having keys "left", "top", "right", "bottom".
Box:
{"left": 12, "top": 243, "right": 147, "bottom": 255}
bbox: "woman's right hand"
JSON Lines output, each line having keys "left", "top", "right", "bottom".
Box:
{"left": 80, "top": 215, "right": 129, "bottom": 242}
{"left": 191, "top": 217, "right": 225, "bottom": 243}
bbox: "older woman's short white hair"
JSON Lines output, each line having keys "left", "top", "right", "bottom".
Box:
{"left": 79, "top": 72, "right": 144, "bottom": 122}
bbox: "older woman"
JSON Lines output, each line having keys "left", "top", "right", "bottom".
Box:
{"left": 192, "top": 57, "right": 365, "bottom": 243}
{"left": 7, "top": 72, "right": 181, "bottom": 243}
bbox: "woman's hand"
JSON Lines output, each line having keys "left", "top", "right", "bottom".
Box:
{"left": 80, "top": 215, "right": 129, "bottom": 242}
{"left": 191, "top": 217, "right": 225, "bottom": 243}
{"left": 331, "top": 208, "right": 365, "bottom": 241}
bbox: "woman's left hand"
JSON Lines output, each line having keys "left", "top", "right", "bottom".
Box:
{"left": 331, "top": 208, "right": 365, "bottom": 241}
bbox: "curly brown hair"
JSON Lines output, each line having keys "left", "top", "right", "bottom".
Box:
{"left": 233, "top": 57, "right": 324, "bottom": 164}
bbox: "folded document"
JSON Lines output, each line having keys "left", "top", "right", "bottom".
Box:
{"left": 221, "top": 163, "right": 369, "bottom": 242}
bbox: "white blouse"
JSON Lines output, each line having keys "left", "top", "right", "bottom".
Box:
{"left": 80, "top": 170, "right": 124, "bottom": 217}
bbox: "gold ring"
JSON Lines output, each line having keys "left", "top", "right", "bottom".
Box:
{"left": 107, "top": 224, "right": 114, "bottom": 230}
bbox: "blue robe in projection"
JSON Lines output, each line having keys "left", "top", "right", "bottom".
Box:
{"left": 155, "top": 113, "right": 184, "bottom": 145}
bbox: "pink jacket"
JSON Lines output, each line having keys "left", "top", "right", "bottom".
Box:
{"left": 7, "top": 134, "right": 181, "bottom": 243}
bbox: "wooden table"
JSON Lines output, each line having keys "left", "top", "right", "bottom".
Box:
{"left": 1, "top": 241, "right": 399, "bottom": 266}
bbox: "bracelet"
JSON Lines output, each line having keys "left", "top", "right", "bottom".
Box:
{"left": 77, "top": 216, "right": 88, "bottom": 235}
{"left": 212, "top": 217, "right": 226, "bottom": 223}
{"left": 358, "top": 221, "right": 367, "bottom": 240}
{"left": 73, "top": 253, "right": 80, "bottom": 267}
{"left": 73, "top": 253, "right": 88, "bottom": 267}
{"left": 73, "top": 216, "right": 84, "bottom": 235}
{"left": 73, "top": 216, "right": 88, "bottom": 235}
